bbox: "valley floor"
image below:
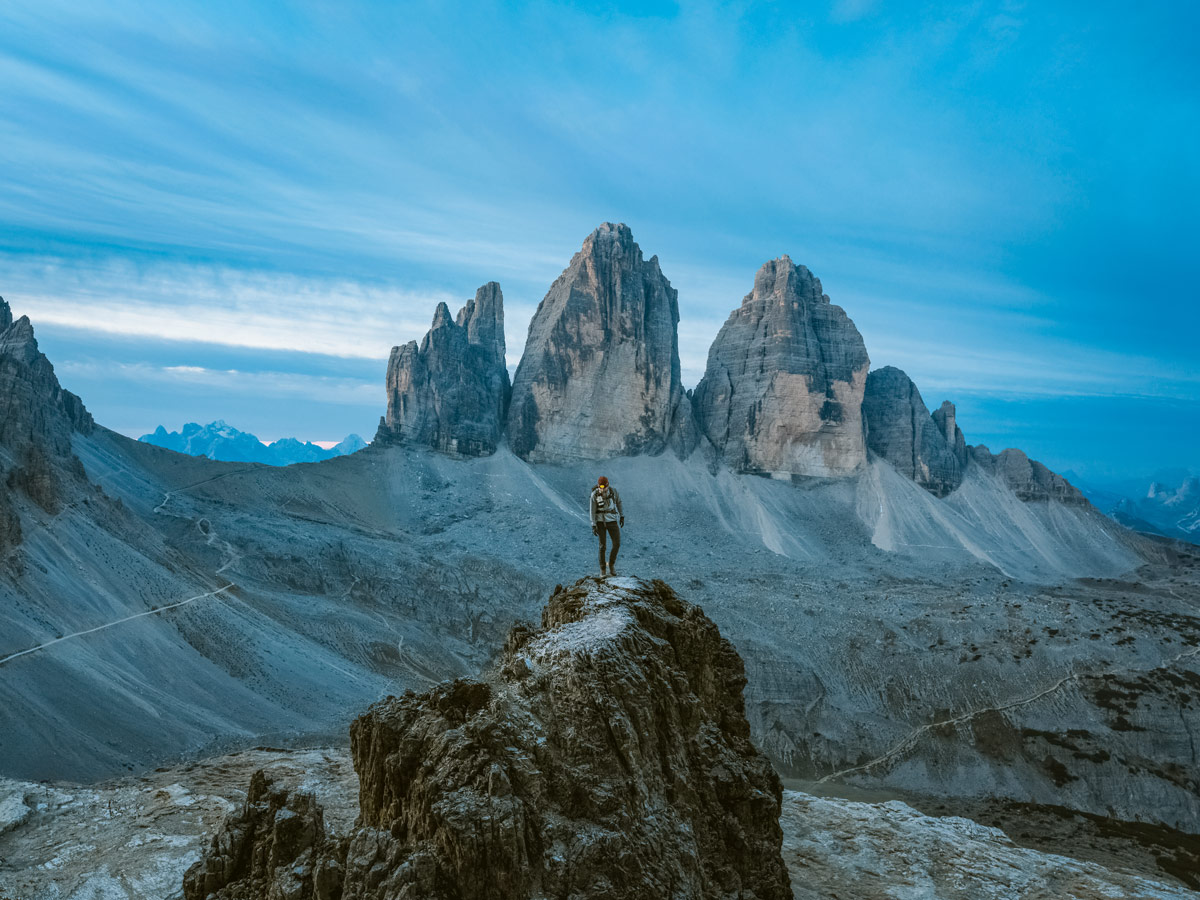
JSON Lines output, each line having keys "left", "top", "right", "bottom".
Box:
{"left": 1, "top": 748, "right": 1195, "bottom": 900}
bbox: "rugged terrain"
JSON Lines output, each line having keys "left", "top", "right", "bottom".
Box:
{"left": 1, "top": 223, "right": 1198, "bottom": 895}
{"left": 5, "top": 581, "right": 1195, "bottom": 899}
{"left": 182, "top": 577, "right": 791, "bottom": 900}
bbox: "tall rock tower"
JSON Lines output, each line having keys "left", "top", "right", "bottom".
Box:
{"left": 692, "top": 257, "right": 870, "bottom": 478}
{"left": 506, "top": 223, "right": 690, "bottom": 462}
{"left": 376, "top": 282, "right": 510, "bottom": 457}
{"left": 862, "top": 366, "right": 963, "bottom": 497}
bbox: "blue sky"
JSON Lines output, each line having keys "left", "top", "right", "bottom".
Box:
{"left": 1, "top": 1, "right": 1196, "bottom": 483}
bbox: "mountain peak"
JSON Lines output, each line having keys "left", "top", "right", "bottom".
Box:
{"left": 693, "top": 258, "right": 868, "bottom": 478}
{"left": 507, "top": 224, "right": 687, "bottom": 462}
{"left": 378, "top": 283, "right": 510, "bottom": 456}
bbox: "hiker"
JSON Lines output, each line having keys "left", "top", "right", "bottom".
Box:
{"left": 590, "top": 475, "right": 624, "bottom": 576}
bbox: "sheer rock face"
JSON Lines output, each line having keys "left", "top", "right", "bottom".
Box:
{"left": 969, "top": 445, "right": 1086, "bottom": 504}
{"left": 863, "top": 367, "right": 963, "bottom": 497}
{"left": 0, "top": 298, "right": 94, "bottom": 546}
{"left": 184, "top": 577, "right": 791, "bottom": 900}
{"left": 931, "top": 400, "right": 969, "bottom": 468}
{"left": 376, "top": 282, "right": 510, "bottom": 457}
{"left": 506, "top": 224, "right": 691, "bottom": 462}
{"left": 692, "top": 257, "right": 870, "bottom": 478}
{"left": 0, "top": 298, "right": 93, "bottom": 457}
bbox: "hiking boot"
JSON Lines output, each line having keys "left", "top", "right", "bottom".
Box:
{"left": 608, "top": 565, "right": 617, "bottom": 577}
{"left": 599, "top": 565, "right": 607, "bottom": 577}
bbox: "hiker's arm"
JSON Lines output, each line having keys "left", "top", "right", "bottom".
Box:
{"left": 615, "top": 491, "right": 624, "bottom": 525}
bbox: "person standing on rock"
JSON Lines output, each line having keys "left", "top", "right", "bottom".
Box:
{"left": 590, "top": 476, "right": 624, "bottom": 577}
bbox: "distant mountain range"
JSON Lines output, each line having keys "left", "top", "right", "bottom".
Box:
{"left": 1063, "top": 470, "right": 1200, "bottom": 545}
{"left": 139, "top": 420, "right": 366, "bottom": 465}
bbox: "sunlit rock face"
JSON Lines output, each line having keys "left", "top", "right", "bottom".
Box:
{"left": 862, "top": 366, "right": 963, "bottom": 497}
{"left": 506, "top": 223, "right": 691, "bottom": 462}
{"left": 692, "top": 257, "right": 870, "bottom": 478}
{"left": 377, "top": 282, "right": 510, "bottom": 457}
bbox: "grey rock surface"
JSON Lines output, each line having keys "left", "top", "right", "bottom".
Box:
{"left": 692, "top": 257, "right": 870, "bottom": 478}
{"left": 0, "top": 297, "right": 93, "bottom": 457}
{"left": 863, "top": 366, "right": 963, "bottom": 497}
{"left": 506, "top": 223, "right": 690, "bottom": 462}
{"left": 184, "top": 577, "right": 792, "bottom": 900}
{"left": 968, "top": 445, "right": 1085, "bottom": 503}
{"left": 378, "top": 281, "right": 510, "bottom": 457}
{"left": 932, "top": 400, "right": 969, "bottom": 468}
{"left": 5, "top": 750, "right": 1196, "bottom": 900}
{"left": 0, "top": 297, "right": 95, "bottom": 546}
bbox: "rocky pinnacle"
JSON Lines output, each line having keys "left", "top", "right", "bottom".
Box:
{"left": 184, "top": 576, "right": 793, "bottom": 900}
{"left": 506, "top": 223, "right": 691, "bottom": 462}
{"left": 377, "top": 282, "right": 510, "bottom": 457}
{"left": 692, "top": 256, "right": 870, "bottom": 478}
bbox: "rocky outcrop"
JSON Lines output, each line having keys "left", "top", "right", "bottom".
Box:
{"left": 184, "top": 577, "right": 791, "bottom": 900}
{"left": 968, "top": 445, "right": 1085, "bottom": 503}
{"left": 0, "top": 298, "right": 93, "bottom": 457}
{"left": 931, "top": 399, "right": 969, "bottom": 468}
{"left": 0, "top": 298, "right": 94, "bottom": 547}
{"left": 183, "top": 769, "right": 346, "bottom": 900}
{"left": 862, "top": 367, "right": 963, "bottom": 497}
{"left": 377, "top": 282, "right": 510, "bottom": 457}
{"left": 692, "top": 257, "right": 869, "bottom": 478}
{"left": 506, "top": 224, "right": 692, "bottom": 462}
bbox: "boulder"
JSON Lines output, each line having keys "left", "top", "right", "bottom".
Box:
{"left": 377, "top": 282, "right": 510, "bottom": 457}
{"left": 506, "top": 223, "right": 692, "bottom": 462}
{"left": 862, "top": 366, "right": 963, "bottom": 497}
{"left": 185, "top": 577, "right": 792, "bottom": 900}
{"left": 692, "top": 257, "right": 869, "bottom": 478}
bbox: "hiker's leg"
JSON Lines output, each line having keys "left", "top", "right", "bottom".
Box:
{"left": 597, "top": 525, "right": 607, "bottom": 568}
{"left": 607, "top": 522, "right": 620, "bottom": 568}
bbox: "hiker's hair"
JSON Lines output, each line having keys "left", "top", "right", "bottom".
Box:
{"left": 597, "top": 476, "right": 609, "bottom": 486}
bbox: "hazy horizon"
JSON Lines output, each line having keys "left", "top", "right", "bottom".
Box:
{"left": 2, "top": 1, "right": 1196, "bottom": 483}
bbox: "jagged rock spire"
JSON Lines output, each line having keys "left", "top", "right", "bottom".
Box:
{"left": 377, "top": 282, "right": 510, "bottom": 457}
{"left": 862, "top": 367, "right": 963, "bottom": 497}
{"left": 506, "top": 223, "right": 692, "bottom": 462}
{"left": 692, "top": 256, "right": 870, "bottom": 478}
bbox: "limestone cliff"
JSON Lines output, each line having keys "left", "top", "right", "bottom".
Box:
{"left": 692, "top": 257, "right": 869, "bottom": 478}
{"left": 376, "top": 282, "right": 510, "bottom": 457}
{"left": 184, "top": 576, "right": 792, "bottom": 900}
{"left": 506, "top": 224, "right": 692, "bottom": 462}
{"left": 862, "top": 366, "right": 963, "bottom": 497}
{"left": 0, "top": 297, "right": 94, "bottom": 547}
{"left": 0, "top": 297, "right": 93, "bottom": 456}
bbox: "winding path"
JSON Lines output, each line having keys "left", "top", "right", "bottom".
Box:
{"left": 0, "top": 583, "right": 235, "bottom": 667}
{"left": 818, "top": 637, "right": 1200, "bottom": 784}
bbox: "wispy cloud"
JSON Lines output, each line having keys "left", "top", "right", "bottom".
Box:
{"left": 59, "top": 360, "right": 380, "bottom": 406}
{"left": 6, "top": 258, "right": 449, "bottom": 359}
{"left": 1, "top": 0, "right": 1195, "bottom": 475}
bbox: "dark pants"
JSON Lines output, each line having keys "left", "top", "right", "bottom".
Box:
{"left": 597, "top": 521, "right": 620, "bottom": 568}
